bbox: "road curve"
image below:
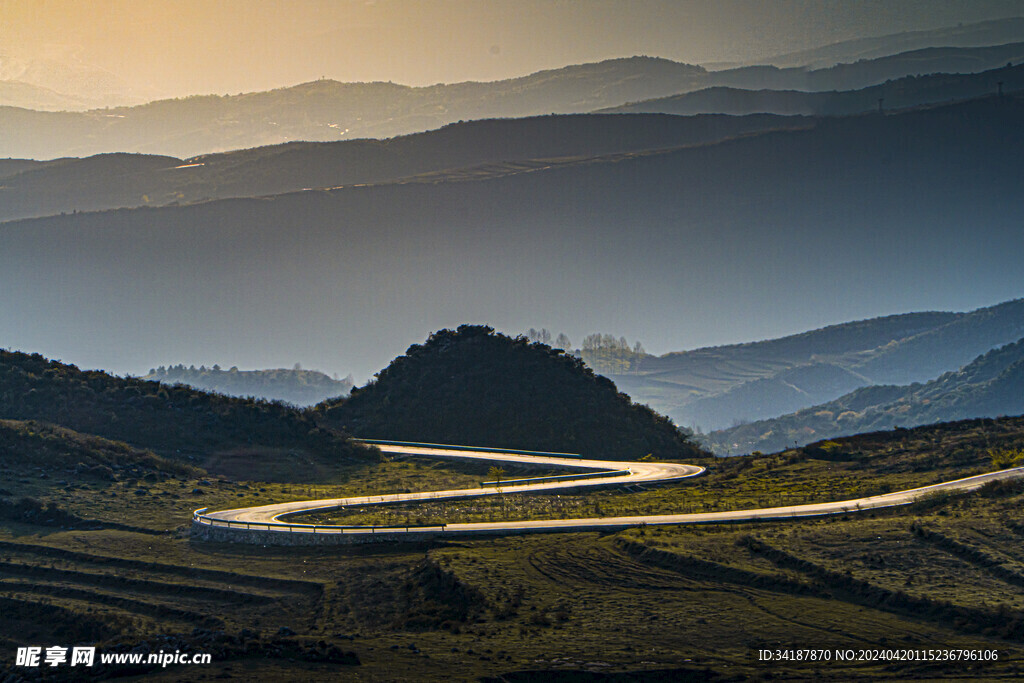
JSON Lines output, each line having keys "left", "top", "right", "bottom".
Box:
{"left": 194, "top": 442, "right": 1024, "bottom": 542}
{"left": 202, "top": 442, "right": 704, "bottom": 525}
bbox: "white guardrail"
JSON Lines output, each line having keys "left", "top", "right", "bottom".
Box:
{"left": 192, "top": 508, "right": 449, "bottom": 535}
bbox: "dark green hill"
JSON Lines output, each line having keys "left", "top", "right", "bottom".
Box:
{"left": 710, "top": 337, "right": 1024, "bottom": 454}
{"left": 315, "top": 326, "right": 704, "bottom": 461}
{"left": 0, "top": 350, "right": 370, "bottom": 480}
{"left": 142, "top": 365, "right": 353, "bottom": 407}
{"left": 0, "top": 418, "right": 201, "bottom": 479}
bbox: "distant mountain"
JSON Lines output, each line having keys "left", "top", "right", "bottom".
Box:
{"left": 142, "top": 364, "right": 353, "bottom": 406}
{"left": 755, "top": 17, "right": 1024, "bottom": 69}
{"left": 607, "top": 299, "right": 1024, "bottom": 432}
{"left": 710, "top": 337, "right": 1024, "bottom": 455}
{"left": 0, "top": 57, "right": 709, "bottom": 159}
{"left": 315, "top": 325, "right": 705, "bottom": 461}
{"left": 602, "top": 60, "right": 1024, "bottom": 117}
{"left": 703, "top": 42, "right": 1024, "bottom": 94}
{"left": 678, "top": 363, "right": 873, "bottom": 431}
{"left": 0, "top": 80, "right": 93, "bottom": 112}
{"left": 3, "top": 96, "right": 1023, "bottom": 386}
{"left": 601, "top": 311, "right": 960, "bottom": 429}
{"left": 4, "top": 43, "right": 1021, "bottom": 160}
{"left": 0, "top": 351, "right": 370, "bottom": 481}
{"left": 0, "top": 113, "right": 812, "bottom": 222}
{"left": 0, "top": 47, "right": 154, "bottom": 109}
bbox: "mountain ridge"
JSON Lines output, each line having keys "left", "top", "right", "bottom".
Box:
{"left": 5, "top": 42, "right": 1023, "bottom": 160}
{"left": 709, "top": 336, "right": 1024, "bottom": 454}
{"left": 602, "top": 58, "right": 1024, "bottom": 118}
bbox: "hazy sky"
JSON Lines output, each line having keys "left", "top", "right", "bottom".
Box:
{"left": 4, "top": 0, "right": 1024, "bottom": 97}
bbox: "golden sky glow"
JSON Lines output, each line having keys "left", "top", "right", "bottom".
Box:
{"left": 3, "top": 0, "right": 1024, "bottom": 98}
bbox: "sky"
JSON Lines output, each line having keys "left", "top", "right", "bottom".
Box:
{"left": 4, "top": 0, "right": 1024, "bottom": 98}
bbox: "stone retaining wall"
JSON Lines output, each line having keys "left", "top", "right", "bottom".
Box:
{"left": 190, "top": 521, "right": 442, "bottom": 545}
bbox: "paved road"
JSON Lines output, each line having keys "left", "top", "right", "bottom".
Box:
{"left": 196, "top": 442, "right": 1024, "bottom": 538}
{"left": 203, "top": 443, "right": 704, "bottom": 525}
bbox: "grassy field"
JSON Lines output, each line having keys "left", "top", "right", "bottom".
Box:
{"left": 3, "top": 417, "right": 1024, "bottom": 680}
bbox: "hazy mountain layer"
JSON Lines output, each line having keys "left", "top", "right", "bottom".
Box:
{"left": 0, "top": 57, "right": 707, "bottom": 159}
{"left": 2, "top": 96, "right": 1022, "bottom": 385}
{"left": 4, "top": 42, "right": 1021, "bottom": 160}
{"left": 710, "top": 337, "right": 1024, "bottom": 455}
{"left": 0, "top": 113, "right": 811, "bottom": 223}
{"left": 604, "top": 60, "right": 1024, "bottom": 117}
{"left": 704, "top": 42, "right": 1024, "bottom": 94}
{"left": 142, "top": 365, "right": 353, "bottom": 407}
{"left": 0, "top": 80, "right": 96, "bottom": 112}
{"left": 607, "top": 299, "right": 1024, "bottom": 432}
{"left": 756, "top": 17, "right": 1024, "bottom": 69}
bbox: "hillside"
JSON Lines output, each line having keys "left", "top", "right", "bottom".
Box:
{"left": 0, "top": 350, "right": 370, "bottom": 480}
{"left": 609, "top": 298, "right": 1024, "bottom": 432}
{"left": 710, "top": 337, "right": 1024, "bottom": 454}
{"left": 142, "top": 364, "right": 353, "bottom": 406}
{"left": 853, "top": 298, "right": 1024, "bottom": 384}
{"left": 604, "top": 59, "right": 1024, "bottom": 117}
{"left": 3, "top": 96, "right": 1023, "bottom": 386}
{"left": 0, "top": 418, "right": 202, "bottom": 481}
{"left": 315, "top": 326, "right": 704, "bottom": 461}
{"left": 0, "top": 113, "right": 811, "bottom": 223}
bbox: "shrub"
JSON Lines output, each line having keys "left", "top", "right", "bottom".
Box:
{"left": 990, "top": 448, "right": 1023, "bottom": 469}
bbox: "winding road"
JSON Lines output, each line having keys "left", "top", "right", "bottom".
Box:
{"left": 192, "top": 441, "right": 1024, "bottom": 544}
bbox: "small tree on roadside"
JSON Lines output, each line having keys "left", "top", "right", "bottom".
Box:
{"left": 487, "top": 466, "right": 506, "bottom": 488}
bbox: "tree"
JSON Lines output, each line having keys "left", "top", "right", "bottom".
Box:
{"left": 556, "top": 333, "right": 572, "bottom": 350}
{"left": 487, "top": 466, "right": 506, "bottom": 484}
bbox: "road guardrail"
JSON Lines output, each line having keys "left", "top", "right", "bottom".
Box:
{"left": 481, "top": 469, "right": 631, "bottom": 487}
{"left": 192, "top": 507, "right": 447, "bottom": 535}
{"left": 356, "top": 438, "right": 583, "bottom": 458}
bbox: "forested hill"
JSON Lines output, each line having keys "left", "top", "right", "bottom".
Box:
{"left": 315, "top": 326, "right": 705, "bottom": 461}
{"left": 143, "top": 364, "right": 353, "bottom": 406}
{"left": 0, "top": 350, "right": 370, "bottom": 480}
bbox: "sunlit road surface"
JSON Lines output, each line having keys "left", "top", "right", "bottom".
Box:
{"left": 197, "top": 442, "right": 1024, "bottom": 537}
{"left": 203, "top": 443, "right": 704, "bottom": 525}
